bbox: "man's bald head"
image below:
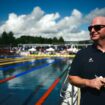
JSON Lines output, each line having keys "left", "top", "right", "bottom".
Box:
{"left": 91, "top": 16, "right": 105, "bottom": 25}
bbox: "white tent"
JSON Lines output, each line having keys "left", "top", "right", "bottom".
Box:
{"left": 28, "top": 48, "right": 36, "bottom": 52}
{"left": 46, "top": 47, "right": 55, "bottom": 52}
{"left": 67, "top": 47, "right": 79, "bottom": 53}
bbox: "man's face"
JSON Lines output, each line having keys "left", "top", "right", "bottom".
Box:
{"left": 88, "top": 18, "right": 105, "bottom": 41}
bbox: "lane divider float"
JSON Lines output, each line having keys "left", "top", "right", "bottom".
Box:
{"left": 0, "top": 59, "right": 60, "bottom": 84}
{"left": 35, "top": 69, "right": 67, "bottom": 105}
{"left": 0, "top": 58, "right": 47, "bottom": 71}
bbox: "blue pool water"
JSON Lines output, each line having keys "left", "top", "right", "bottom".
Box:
{"left": 0, "top": 57, "right": 70, "bottom": 105}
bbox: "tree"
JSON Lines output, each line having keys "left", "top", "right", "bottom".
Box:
{"left": 59, "top": 36, "right": 65, "bottom": 44}
{"left": 0, "top": 31, "right": 16, "bottom": 46}
{"left": 53, "top": 37, "right": 58, "bottom": 44}
{"left": 8, "top": 31, "right": 16, "bottom": 46}
{"left": 1, "top": 31, "right": 8, "bottom": 45}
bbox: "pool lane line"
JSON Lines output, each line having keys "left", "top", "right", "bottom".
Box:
{"left": 22, "top": 71, "right": 56, "bottom": 105}
{"left": 0, "top": 55, "right": 21, "bottom": 58}
{"left": 0, "top": 57, "right": 36, "bottom": 66}
{"left": 0, "top": 59, "right": 60, "bottom": 84}
{"left": 0, "top": 94, "right": 13, "bottom": 105}
{"left": 35, "top": 69, "right": 67, "bottom": 105}
{"left": 0, "top": 57, "right": 24, "bottom": 63}
{"left": 0, "top": 56, "right": 29, "bottom": 61}
{"left": 0, "top": 57, "right": 45, "bottom": 66}
{"left": 22, "top": 60, "right": 64, "bottom": 105}
{"left": 22, "top": 85, "right": 43, "bottom": 105}
{"left": 0, "top": 56, "right": 38, "bottom": 61}
{"left": 0, "top": 56, "right": 40, "bottom": 64}
{"left": 0, "top": 58, "right": 47, "bottom": 71}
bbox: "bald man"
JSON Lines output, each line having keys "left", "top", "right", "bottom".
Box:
{"left": 69, "top": 16, "right": 105, "bottom": 105}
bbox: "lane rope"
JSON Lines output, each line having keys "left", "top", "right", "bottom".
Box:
{"left": 0, "top": 59, "right": 61, "bottom": 84}
{"left": 0, "top": 57, "right": 43, "bottom": 66}
{"left": 22, "top": 71, "right": 56, "bottom": 105}
{"left": 35, "top": 69, "right": 67, "bottom": 105}
{"left": 0, "top": 58, "right": 47, "bottom": 71}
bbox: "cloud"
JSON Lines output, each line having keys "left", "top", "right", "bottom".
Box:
{"left": 0, "top": 7, "right": 105, "bottom": 41}
{"left": 84, "top": 8, "right": 105, "bottom": 24}
{"left": 0, "top": 7, "right": 45, "bottom": 36}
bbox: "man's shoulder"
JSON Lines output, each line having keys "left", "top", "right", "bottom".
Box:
{"left": 77, "top": 45, "right": 93, "bottom": 55}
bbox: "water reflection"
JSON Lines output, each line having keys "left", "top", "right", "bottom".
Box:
{"left": 0, "top": 57, "right": 71, "bottom": 105}
{"left": 0, "top": 70, "right": 4, "bottom": 79}
{"left": 46, "top": 58, "right": 55, "bottom": 63}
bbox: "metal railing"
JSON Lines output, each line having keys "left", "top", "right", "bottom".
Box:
{"left": 60, "top": 73, "right": 80, "bottom": 105}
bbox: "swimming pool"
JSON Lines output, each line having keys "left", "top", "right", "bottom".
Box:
{"left": 0, "top": 56, "right": 70, "bottom": 105}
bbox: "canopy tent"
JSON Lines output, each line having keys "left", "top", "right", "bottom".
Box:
{"left": 28, "top": 48, "right": 36, "bottom": 52}
{"left": 46, "top": 47, "right": 55, "bottom": 52}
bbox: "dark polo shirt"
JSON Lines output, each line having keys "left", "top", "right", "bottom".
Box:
{"left": 69, "top": 44, "right": 105, "bottom": 105}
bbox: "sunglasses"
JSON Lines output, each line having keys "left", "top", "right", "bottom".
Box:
{"left": 88, "top": 25, "right": 105, "bottom": 32}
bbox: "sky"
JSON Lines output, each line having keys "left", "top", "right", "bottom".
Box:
{"left": 0, "top": 0, "right": 105, "bottom": 41}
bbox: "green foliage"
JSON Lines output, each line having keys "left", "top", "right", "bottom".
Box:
{"left": 0, "top": 31, "right": 65, "bottom": 46}
{"left": 0, "top": 31, "right": 15, "bottom": 46}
